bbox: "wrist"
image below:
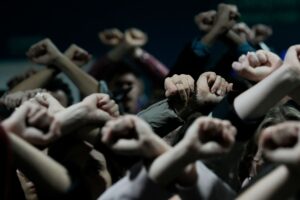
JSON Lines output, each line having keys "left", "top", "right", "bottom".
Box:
{"left": 225, "top": 30, "right": 245, "bottom": 46}
{"left": 173, "top": 140, "right": 197, "bottom": 165}
{"left": 53, "top": 53, "right": 66, "bottom": 67}
{"left": 1, "top": 119, "right": 13, "bottom": 134}
{"left": 281, "top": 63, "right": 300, "bottom": 85}
{"left": 54, "top": 104, "right": 90, "bottom": 134}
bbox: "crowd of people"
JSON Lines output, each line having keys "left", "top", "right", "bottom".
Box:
{"left": 2, "top": 3, "right": 300, "bottom": 200}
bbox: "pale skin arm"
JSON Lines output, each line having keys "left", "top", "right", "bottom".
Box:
{"left": 9, "top": 68, "right": 58, "bottom": 94}
{"left": 26, "top": 39, "right": 99, "bottom": 97}
{"left": 32, "top": 92, "right": 118, "bottom": 145}
{"left": 7, "top": 133, "right": 71, "bottom": 195}
{"left": 236, "top": 165, "right": 299, "bottom": 200}
{"left": 102, "top": 28, "right": 148, "bottom": 61}
{"left": 98, "top": 28, "right": 131, "bottom": 61}
{"left": 54, "top": 55, "right": 99, "bottom": 96}
{"left": 231, "top": 49, "right": 300, "bottom": 105}
{"left": 233, "top": 45, "right": 300, "bottom": 120}
{"left": 148, "top": 117, "right": 236, "bottom": 186}
{"left": 1, "top": 101, "right": 71, "bottom": 195}
{"left": 11, "top": 44, "right": 91, "bottom": 94}
{"left": 200, "top": 4, "right": 239, "bottom": 47}
{"left": 101, "top": 115, "right": 198, "bottom": 187}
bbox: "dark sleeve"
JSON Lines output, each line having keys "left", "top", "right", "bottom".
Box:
{"left": 137, "top": 99, "right": 184, "bottom": 137}
{"left": 237, "top": 42, "right": 256, "bottom": 55}
{"left": 169, "top": 38, "right": 211, "bottom": 79}
{"left": 284, "top": 100, "right": 300, "bottom": 112}
{"left": 211, "top": 92, "right": 262, "bottom": 142}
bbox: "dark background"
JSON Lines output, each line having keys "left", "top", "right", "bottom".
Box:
{"left": 1, "top": 0, "right": 300, "bottom": 67}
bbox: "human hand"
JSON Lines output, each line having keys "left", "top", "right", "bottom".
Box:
{"left": 33, "top": 92, "right": 65, "bottom": 114}
{"left": 64, "top": 44, "right": 92, "bottom": 67}
{"left": 194, "top": 10, "right": 216, "bottom": 32}
{"left": 164, "top": 74, "right": 195, "bottom": 108}
{"left": 213, "top": 3, "right": 240, "bottom": 35}
{"left": 81, "top": 93, "right": 119, "bottom": 119}
{"left": 181, "top": 117, "right": 236, "bottom": 159}
{"left": 2, "top": 101, "right": 59, "bottom": 146}
{"left": 259, "top": 121, "right": 300, "bottom": 168}
{"left": 102, "top": 115, "right": 169, "bottom": 158}
{"left": 252, "top": 24, "right": 273, "bottom": 45}
{"left": 195, "top": 72, "right": 233, "bottom": 105}
{"left": 164, "top": 74, "right": 195, "bottom": 118}
{"left": 232, "top": 50, "right": 283, "bottom": 82}
{"left": 282, "top": 45, "right": 300, "bottom": 76}
{"left": 98, "top": 28, "right": 124, "bottom": 46}
{"left": 123, "top": 28, "right": 148, "bottom": 48}
{"left": 232, "top": 22, "right": 254, "bottom": 42}
{"left": 0, "top": 89, "right": 47, "bottom": 109}
{"left": 26, "top": 38, "right": 62, "bottom": 65}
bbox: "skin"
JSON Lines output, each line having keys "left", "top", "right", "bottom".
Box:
{"left": 164, "top": 72, "right": 233, "bottom": 119}
{"left": 233, "top": 45, "right": 300, "bottom": 120}
{"left": 237, "top": 121, "right": 300, "bottom": 200}
{"left": 109, "top": 72, "right": 144, "bottom": 114}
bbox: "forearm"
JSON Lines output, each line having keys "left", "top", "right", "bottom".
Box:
{"left": 8, "top": 133, "right": 71, "bottom": 194}
{"left": 225, "top": 30, "right": 245, "bottom": 47}
{"left": 201, "top": 26, "right": 222, "bottom": 47}
{"left": 54, "top": 55, "right": 99, "bottom": 96}
{"left": 234, "top": 66, "right": 300, "bottom": 120}
{"left": 107, "top": 42, "right": 132, "bottom": 61}
{"left": 9, "top": 68, "right": 58, "bottom": 94}
{"left": 237, "top": 165, "right": 300, "bottom": 200}
{"left": 54, "top": 103, "right": 110, "bottom": 137}
{"left": 148, "top": 140, "right": 196, "bottom": 187}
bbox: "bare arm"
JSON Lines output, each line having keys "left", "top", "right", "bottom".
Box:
{"left": 237, "top": 166, "right": 299, "bottom": 200}
{"left": 233, "top": 45, "right": 300, "bottom": 120}
{"left": 7, "top": 133, "right": 71, "bottom": 195}
{"left": 26, "top": 39, "right": 99, "bottom": 97}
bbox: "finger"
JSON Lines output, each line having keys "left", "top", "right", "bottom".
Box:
{"left": 227, "top": 83, "right": 233, "bottom": 92}
{"left": 232, "top": 62, "right": 243, "bottom": 71}
{"left": 28, "top": 109, "right": 48, "bottom": 126}
{"left": 256, "top": 50, "right": 268, "bottom": 64}
{"left": 219, "top": 78, "right": 227, "bottom": 96}
{"left": 211, "top": 76, "right": 222, "bottom": 93}
{"left": 180, "top": 75, "right": 191, "bottom": 97}
{"left": 186, "top": 75, "right": 195, "bottom": 97}
{"left": 164, "top": 77, "right": 177, "bottom": 97}
{"left": 109, "top": 139, "right": 140, "bottom": 155}
{"left": 248, "top": 52, "right": 260, "bottom": 67}
{"left": 175, "top": 82, "right": 188, "bottom": 104}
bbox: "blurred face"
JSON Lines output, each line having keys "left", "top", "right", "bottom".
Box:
{"left": 110, "top": 72, "right": 143, "bottom": 113}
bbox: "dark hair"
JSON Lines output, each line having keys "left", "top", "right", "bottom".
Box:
{"left": 106, "top": 61, "right": 141, "bottom": 83}
{"left": 44, "top": 78, "right": 73, "bottom": 106}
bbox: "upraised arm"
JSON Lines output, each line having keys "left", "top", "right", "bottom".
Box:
{"left": 1, "top": 102, "right": 71, "bottom": 196}
{"left": 10, "top": 44, "right": 91, "bottom": 94}
{"left": 26, "top": 38, "right": 99, "bottom": 97}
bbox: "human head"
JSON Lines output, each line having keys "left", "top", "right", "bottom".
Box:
{"left": 108, "top": 64, "right": 144, "bottom": 114}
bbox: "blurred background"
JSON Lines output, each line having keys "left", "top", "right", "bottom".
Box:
{"left": 1, "top": 0, "right": 300, "bottom": 97}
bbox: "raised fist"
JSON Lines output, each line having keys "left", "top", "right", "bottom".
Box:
{"left": 26, "top": 38, "right": 62, "bottom": 65}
